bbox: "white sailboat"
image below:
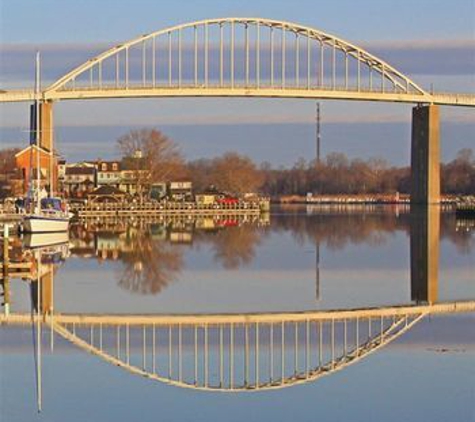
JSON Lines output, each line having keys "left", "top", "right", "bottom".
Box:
{"left": 22, "top": 52, "right": 69, "bottom": 234}
{"left": 22, "top": 197, "right": 70, "bottom": 233}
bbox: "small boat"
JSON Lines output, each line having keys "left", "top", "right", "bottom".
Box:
{"left": 22, "top": 198, "right": 70, "bottom": 233}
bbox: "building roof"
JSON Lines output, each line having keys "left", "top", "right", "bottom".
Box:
{"left": 65, "top": 167, "right": 95, "bottom": 175}
{"left": 14, "top": 144, "right": 52, "bottom": 158}
{"left": 96, "top": 161, "right": 121, "bottom": 172}
{"left": 68, "top": 161, "right": 96, "bottom": 168}
{"left": 89, "top": 185, "right": 127, "bottom": 196}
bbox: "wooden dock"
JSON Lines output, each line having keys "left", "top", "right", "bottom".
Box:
{"left": 0, "top": 262, "right": 32, "bottom": 279}
{"left": 72, "top": 200, "right": 270, "bottom": 218}
{"left": 1, "top": 225, "right": 32, "bottom": 279}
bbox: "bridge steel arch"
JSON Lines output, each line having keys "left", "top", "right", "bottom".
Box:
{"left": 50, "top": 312, "right": 424, "bottom": 392}
{"left": 43, "top": 18, "right": 432, "bottom": 104}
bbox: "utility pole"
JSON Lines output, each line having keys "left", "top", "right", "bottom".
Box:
{"left": 315, "top": 102, "right": 321, "bottom": 301}
{"left": 316, "top": 241, "right": 320, "bottom": 302}
{"left": 316, "top": 102, "right": 321, "bottom": 163}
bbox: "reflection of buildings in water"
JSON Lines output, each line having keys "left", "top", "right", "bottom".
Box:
{"left": 69, "top": 215, "right": 269, "bottom": 260}
{"left": 2, "top": 216, "right": 270, "bottom": 310}
{"left": 456, "top": 218, "right": 475, "bottom": 232}
{"left": 68, "top": 216, "right": 269, "bottom": 294}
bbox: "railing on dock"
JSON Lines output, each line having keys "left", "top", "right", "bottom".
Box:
{"left": 71, "top": 200, "right": 270, "bottom": 218}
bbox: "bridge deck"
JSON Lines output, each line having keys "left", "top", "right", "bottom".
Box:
{"left": 2, "top": 301, "right": 474, "bottom": 325}
{"left": 1, "top": 88, "right": 474, "bottom": 106}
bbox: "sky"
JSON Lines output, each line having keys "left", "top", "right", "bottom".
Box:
{"left": 0, "top": 0, "right": 474, "bottom": 166}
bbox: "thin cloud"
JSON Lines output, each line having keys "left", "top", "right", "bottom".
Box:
{"left": 363, "top": 39, "right": 475, "bottom": 76}
{"left": 1, "top": 37, "right": 473, "bottom": 89}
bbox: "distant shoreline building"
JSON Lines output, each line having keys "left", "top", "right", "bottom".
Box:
{"left": 7, "top": 149, "right": 194, "bottom": 202}
{"left": 15, "top": 145, "right": 59, "bottom": 194}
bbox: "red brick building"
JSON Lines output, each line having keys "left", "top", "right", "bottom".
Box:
{"left": 15, "top": 145, "right": 58, "bottom": 195}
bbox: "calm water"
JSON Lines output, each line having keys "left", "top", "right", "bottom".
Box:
{"left": 1, "top": 205, "right": 474, "bottom": 422}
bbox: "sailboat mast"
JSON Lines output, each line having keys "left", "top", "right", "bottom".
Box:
{"left": 36, "top": 250, "right": 42, "bottom": 412}
{"left": 35, "top": 51, "right": 41, "bottom": 211}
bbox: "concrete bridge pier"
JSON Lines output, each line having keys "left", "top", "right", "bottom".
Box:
{"left": 31, "top": 271, "right": 54, "bottom": 316}
{"left": 410, "top": 104, "right": 440, "bottom": 204}
{"left": 30, "top": 101, "right": 54, "bottom": 151}
{"left": 30, "top": 101, "right": 56, "bottom": 192}
{"left": 410, "top": 206, "right": 440, "bottom": 304}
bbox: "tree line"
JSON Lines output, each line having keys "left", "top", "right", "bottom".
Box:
{"left": 1, "top": 129, "right": 474, "bottom": 197}
{"left": 260, "top": 149, "right": 475, "bottom": 196}
{"left": 118, "top": 129, "right": 475, "bottom": 196}
{"left": 188, "top": 149, "right": 475, "bottom": 196}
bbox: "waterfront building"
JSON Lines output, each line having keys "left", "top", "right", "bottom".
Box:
{"left": 96, "top": 160, "right": 122, "bottom": 188}
{"left": 119, "top": 168, "right": 151, "bottom": 195}
{"left": 62, "top": 162, "right": 96, "bottom": 198}
{"left": 169, "top": 181, "right": 193, "bottom": 201}
{"left": 87, "top": 185, "right": 127, "bottom": 203}
{"left": 14, "top": 145, "right": 58, "bottom": 194}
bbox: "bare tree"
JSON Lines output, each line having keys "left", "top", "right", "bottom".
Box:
{"left": 210, "top": 152, "right": 264, "bottom": 195}
{"left": 117, "top": 129, "right": 186, "bottom": 197}
{"left": 0, "top": 148, "right": 20, "bottom": 174}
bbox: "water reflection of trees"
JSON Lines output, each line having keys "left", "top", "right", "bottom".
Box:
{"left": 117, "top": 224, "right": 265, "bottom": 292}
{"left": 272, "top": 208, "right": 473, "bottom": 253}
{"left": 117, "top": 232, "right": 183, "bottom": 295}
{"left": 193, "top": 225, "right": 265, "bottom": 269}
{"left": 69, "top": 220, "right": 266, "bottom": 295}
{"left": 68, "top": 210, "right": 473, "bottom": 296}
{"left": 272, "top": 211, "right": 404, "bottom": 250}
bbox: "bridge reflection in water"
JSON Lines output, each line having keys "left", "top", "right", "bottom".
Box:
{"left": 44, "top": 308, "right": 448, "bottom": 391}
{"left": 1, "top": 207, "right": 474, "bottom": 407}
{"left": 3, "top": 302, "right": 474, "bottom": 395}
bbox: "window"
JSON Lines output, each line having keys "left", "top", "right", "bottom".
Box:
{"left": 112, "top": 163, "right": 118, "bottom": 171}
{"left": 101, "top": 163, "right": 107, "bottom": 171}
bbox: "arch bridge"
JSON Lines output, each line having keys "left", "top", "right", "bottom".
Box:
{"left": 3, "top": 301, "right": 474, "bottom": 392}
{"left": 2, "top": 18, "right": 474, "bottom": 203}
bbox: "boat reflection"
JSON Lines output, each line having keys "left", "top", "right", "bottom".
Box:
{"left": 23, "top": 231, "right": 70, "bottom": 250}
{"left": 0, "top": 237, "right": 69, "bottom": 413}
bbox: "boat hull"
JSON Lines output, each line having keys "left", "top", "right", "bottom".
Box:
{"left": 23, "top": 216, "right": 69, "bottom": 233}
{"left": 23, "top": 232, "right": 69, "bottom": 249}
